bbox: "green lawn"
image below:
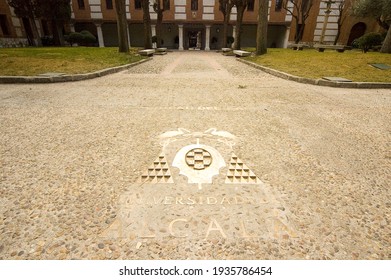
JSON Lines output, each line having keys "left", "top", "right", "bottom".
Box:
{"left": 244, "top": 48, "right": 391, "bottom": 83}
{"left": 0, "top": 47, "right": 143, "bottom": 76}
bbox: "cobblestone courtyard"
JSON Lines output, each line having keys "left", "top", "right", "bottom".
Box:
{"left": 0, "top": 52, "right": 390, "bottom": 259}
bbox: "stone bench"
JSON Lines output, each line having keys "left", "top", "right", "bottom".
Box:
{"left": 221, "top": 48, "right": 232, "bottom": 53}
{"left": 314, "top": 44, "right": 348, "bottom": 53}
{"left": 288, "top": 44, "right": 309, "bottom": 50}
{"left": 138, "top": 49, "right": 155, "bottom": 56}
{"left": 233, "top": 50, "right": 251, "bottom": 57}
{"left": 154, "top": 48, "right": 167, "bottom": 55}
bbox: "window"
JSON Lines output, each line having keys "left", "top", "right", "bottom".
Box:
{"left": 106, "top": 0, "right": 113, "bottom": 9}
{"left": 247, "top": 0, "right": 254, "bottom": 11}
{"left": 163, "top": 0, "right": 170, "bottom": 10}
{"left": 135, "top": 0, "right": 142, "bottom": 9}
{"left": 77, "top": 0, "right": 85, "bottom": 9}
{"left": 0, "top": 14, "right": 10, "bottom": 36}
{"left": 275, "top": 0, "right": 283, "bottom": 11}
{"left": 191, "top": 0, "right": 198, "bottom": 11}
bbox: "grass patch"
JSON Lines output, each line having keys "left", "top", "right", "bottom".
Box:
{"left": 244, "top": 48, "right": 391, "bottom": 83}
{"left": 0, "top": 47, "right": 143, "bottom": 76}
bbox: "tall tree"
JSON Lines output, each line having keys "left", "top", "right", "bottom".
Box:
{"left": 7, "top": 0, "right": 42, "bottom": 46}
{"left": 36, "top": 0, "right": 71, "bottom": 46}
{"left": 353, "top": 0, "right": 390, "bottom": 30}
{"left": 141, "top": 0, "right": 153, "bottom": 49}
{"left": 382, "top": 27, "right": 391, "bottom": 53}
{"left": 352, "top": 0, "right": 391, "bottom": 53}
{"left": 153, "top": 0, "right": 170, "bottom": 48}
{"left": 232, "top": 0, "right": 248, "bottom": 50}
{"left": 219, "top": 0, "right": 234, "bottom": 48}
{"left": 282, "top": 0, "right": 314, "bottom": 44}
{"left": 115, "top": 0, "right": 129, "bottom": 52}
{"left": 256, "top": 0, "right": 269, "bottom": 55}
{"left": 334, "top": 0, "right": 351, "bottom": 45}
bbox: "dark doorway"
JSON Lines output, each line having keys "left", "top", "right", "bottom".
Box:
{"left": 348, "top": 22, "right": 366, "bottom": 46}
{"left": 188, "top": 31, "right": 198, "bottom": 48}
{"left": 0, "top": 14, "right": 10, "bottom": 36}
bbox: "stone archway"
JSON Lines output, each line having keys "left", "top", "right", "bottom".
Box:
{"left": 348, "top": 22, "right": 367, "bottom": 46}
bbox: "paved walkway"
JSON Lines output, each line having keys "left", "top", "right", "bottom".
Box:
{"left": 0, "top": 51, "right": 390, "bottom": 259}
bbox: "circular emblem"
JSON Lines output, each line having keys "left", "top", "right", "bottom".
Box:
{"left": 185, "top": 148, "right": 213, "bottom": 170}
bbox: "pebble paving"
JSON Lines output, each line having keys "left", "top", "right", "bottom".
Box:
{"left": 0, "top": 51, "right": 390, "bottom": 260}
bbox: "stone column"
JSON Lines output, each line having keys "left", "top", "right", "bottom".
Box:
{"left": 178, "top": 24, "right": 184, "bottom": 51}
{"left": 95, "top": 23, "right": 105, "bottom": 47}
{"left": 232, "top": 26, "right": 236, "bottom": 48}
{"left": 151, "top": 24, "right": 156, "bottom": 48}
{"left": 284, "top": 26, "right": 290, "bottom": 48}
{"left": 205, "top": 25, "right": 211, "bottom": 51}
{"left": 69, "top": 23, "right": 76, "bottom": 33}
{"left": 127, "top": 24, "right": 131, "bottom": 48}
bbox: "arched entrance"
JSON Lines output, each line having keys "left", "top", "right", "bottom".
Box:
{"left": 348, "top": 22, "right": 367, "bottom": 46}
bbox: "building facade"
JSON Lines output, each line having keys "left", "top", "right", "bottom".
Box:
{"left": 0, "top": 0, "right": 381, "bottom": 49}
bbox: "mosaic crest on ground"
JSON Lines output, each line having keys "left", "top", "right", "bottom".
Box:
{"left": 103, "top": 128, "right": 297, "bottom": 245}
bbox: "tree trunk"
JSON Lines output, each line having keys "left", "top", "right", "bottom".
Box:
{"left": 334, "top": 3, "right": 345, "bottom": 45}
{"left": 334, "top": 17, "right": 342, "bottom": 45}
{"left": 156, "top": 11, "right": 163, "bottom": 48}
{"left": 222, "top": 13, "right": 229, "bottom": 48}
{"left": 295, "top": 22, "right": 304, "bottom": 44}
{"left": 51, "top": 20, "right": 64, "bottom": 46}
{"left": 142, "top": 0, "right": 152, "bottom": 49}
{"left": 222, "top": 3, "right": 233, "bottom": 48}
{"left": 333, "top": 30, "right": 341, "bottom": 45}
{"left": 380, "top": 27, "right": 391, "bottom": 53}
{"left": 256, "top": 0, "right": 268, "bottom": 55}
{"left": 29, "top": 18, "right": 42, "bottom": 47}
{"left": 294, "top": 20, "right": 299, "bottom": 43}
{"left": 115, "top": 0, "right": 129, "bottom": 52}
{"left": 234, "top": 5, "right": 245, "bottom": 50}
{"left": 377, "top": 18, "right": 390, "bottom": 31}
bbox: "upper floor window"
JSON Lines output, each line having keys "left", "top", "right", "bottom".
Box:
{"left": 163, "top": 0, "right": 170, "bottom": 10}
{"left": 106, "top": 0, "right": 113, "bottom": 9}
{"left": 275, "top": 0, "right": 283, "bottom": 11}
{"left": 191, "top": 0, "right": 198, "bottom": 11}
{"left": 0, "top": 14, "right": 10, "bottom": 36}
{"left": 77, "top": 0, "right": 85, "bottom": 9}
{"left": 135, "top": 0, "right": 142, "bottom": 9}
{"left": 247, "top": 0, "right": 254, "bottom": 11}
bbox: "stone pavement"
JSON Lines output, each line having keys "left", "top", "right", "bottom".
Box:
{"left": 0, "top": 51, "right": 390, "bottom": 259}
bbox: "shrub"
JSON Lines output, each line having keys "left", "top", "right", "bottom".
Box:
{"left": 351, "top": 39, "right": 359, "bottom": 49}
{"left": 41, "top": 36, "right": 54, "bottom": 46}
{"left": 80, "top": 30, "right": 97, "bottom": 46}
{"left": 152, "top": 35, "right": 164, "bottom": 46}
{"left": 65, "top": 30, "right": 97, "bottom": 46}
{"left": 226, "top": 36, "right": 234, "bottom": 47}
{"left": 65, "top": 32, "right": 84, "bottom": 46}
{"left": 356, "top": 32, "right": 383, "bottom": 53}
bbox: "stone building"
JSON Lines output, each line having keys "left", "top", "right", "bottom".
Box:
{"left": 0, "top": 0, "right": 381, "bottom": 49}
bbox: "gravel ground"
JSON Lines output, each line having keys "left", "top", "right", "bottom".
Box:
{"left": 0, "top": 51, "right": 390, "bottom": 260}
